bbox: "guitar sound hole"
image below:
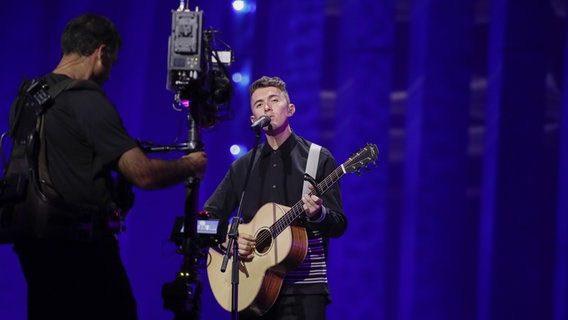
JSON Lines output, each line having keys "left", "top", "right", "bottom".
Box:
{"left": 255, "top": 228, "right": 272, "bottom": 254}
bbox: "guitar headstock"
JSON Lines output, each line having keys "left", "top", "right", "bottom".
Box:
{"left": 343, "top": 143, "right": 379, "bottom": 174}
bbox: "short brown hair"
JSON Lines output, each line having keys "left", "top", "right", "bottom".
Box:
{"left": 249, "top": 76, "right": 290, "bottom": 103}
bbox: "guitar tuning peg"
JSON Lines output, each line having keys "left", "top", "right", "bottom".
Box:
{"left": 357, "top": 169, "right": 362, "bottom": 176}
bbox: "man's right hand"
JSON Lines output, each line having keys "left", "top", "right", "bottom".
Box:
{"left": 118, "top": 147, "right": 208, "bottom": 190}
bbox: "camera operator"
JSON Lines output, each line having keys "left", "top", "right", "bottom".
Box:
{"left": 10, "top": 14, "right": 207, "bottom": 320}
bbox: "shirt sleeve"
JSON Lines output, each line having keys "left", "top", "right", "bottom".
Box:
{"left": 203, "top": 160, "right": 243, "bottom": 221}
{"left": 71, "top": 90, "right": 137, "bottom": 165}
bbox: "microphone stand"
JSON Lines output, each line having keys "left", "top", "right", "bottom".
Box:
{"left": 220, "top": 127, "right": 264, "bottom": 320}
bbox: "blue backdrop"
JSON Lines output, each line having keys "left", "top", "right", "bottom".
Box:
{"left": 1, "top": 1, "right": 567, "bottom": 319}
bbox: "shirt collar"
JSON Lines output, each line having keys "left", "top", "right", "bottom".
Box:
{"left": 260, "top": 131, "right": 297, "bottom": 157}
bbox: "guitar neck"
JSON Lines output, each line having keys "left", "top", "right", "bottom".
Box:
{"left": 270, "top": 164, "right": 346, "bottom": 237}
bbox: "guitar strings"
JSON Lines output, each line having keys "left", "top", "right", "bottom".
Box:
{"left": 253, "top": 166, "right": 346, "bottom": 247}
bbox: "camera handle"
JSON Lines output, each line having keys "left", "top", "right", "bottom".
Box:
{"left": 221, "top": 127, "right": 263, "bottom": 319}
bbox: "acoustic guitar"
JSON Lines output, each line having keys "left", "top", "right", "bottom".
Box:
{"left": 207, "top": 143, "right": 379, "bottom": 315}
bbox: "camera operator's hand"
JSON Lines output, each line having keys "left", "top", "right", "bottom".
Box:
{"left": 182, "top": 151, "right": 207, "bottom": 180}
{"left": 118, "top": 147, "right": 208, "bottom": 190}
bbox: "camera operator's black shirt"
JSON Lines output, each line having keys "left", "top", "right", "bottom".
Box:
{"left": 43, "top": 73, "right": 137, "bottom": 209}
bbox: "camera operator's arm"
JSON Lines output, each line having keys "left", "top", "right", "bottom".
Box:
{"left": 118, "top": 147, "right": 207, "bottom": 190}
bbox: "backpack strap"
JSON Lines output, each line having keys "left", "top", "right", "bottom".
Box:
{"left": 48, "top": 79, "right": 102, "bottom": 100}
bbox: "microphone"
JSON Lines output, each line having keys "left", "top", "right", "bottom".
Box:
{"left": 250, "top": 115, "right": 271, "bottom": 130}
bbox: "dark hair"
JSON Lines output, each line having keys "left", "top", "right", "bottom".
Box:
{"left": 249, "top": 76, "right": 291, "bottom": 103}
{"left": 60, "top": 14, "right": 122, "bottom": 56}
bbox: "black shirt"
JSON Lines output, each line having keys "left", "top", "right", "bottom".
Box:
{"left": 43, "top": 73, "right": 137, "bottom": 209}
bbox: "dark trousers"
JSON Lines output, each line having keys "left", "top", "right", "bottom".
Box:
{"left": 241, "top": 293, "right": 330, "bottom": 320}
{"left": 14, "top": 235, "right": 137, "bottom": 320}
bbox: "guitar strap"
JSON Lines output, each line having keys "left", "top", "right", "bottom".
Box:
{"left": 302, "top": 143, "right": 321, "bottom": 195}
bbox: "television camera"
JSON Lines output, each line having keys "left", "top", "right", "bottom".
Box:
{"left": 167, "top": 5, "right": 234, "bottom": 131}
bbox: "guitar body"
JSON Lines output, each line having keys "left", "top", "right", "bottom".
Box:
{"left": 207, "top": 202, "right": 308, "bottom": 316}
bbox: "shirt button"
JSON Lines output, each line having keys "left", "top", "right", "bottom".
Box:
{"left": 272, "top": 163, "right": 277, "bottom": 168}
{"left": 272, "top": 185, "right": 277, "bottom": 189}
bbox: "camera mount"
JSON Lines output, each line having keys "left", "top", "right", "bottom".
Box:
{"left": 158, "top": 4, "right": 234, "bottom": 320}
